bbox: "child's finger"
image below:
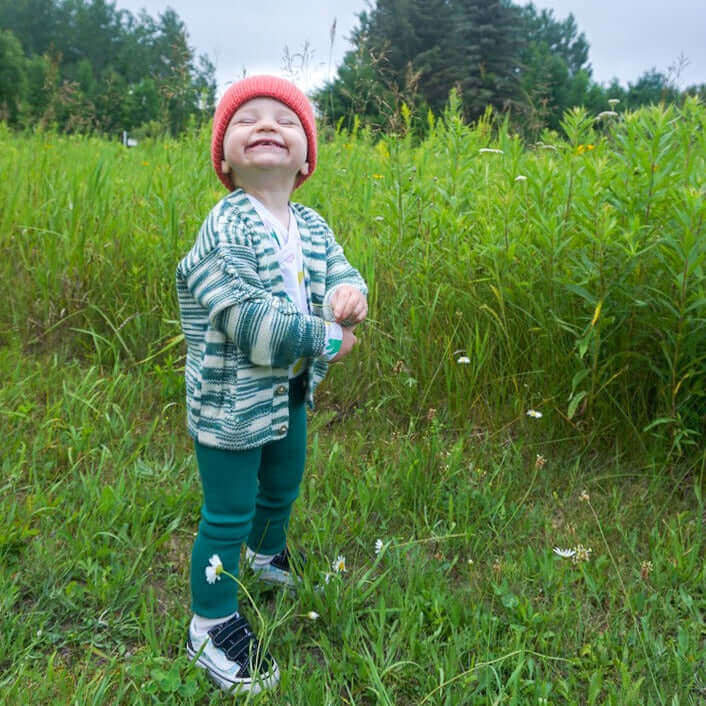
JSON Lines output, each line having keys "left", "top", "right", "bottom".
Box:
{"left": 351, "top": 297, "right": 367, "bottom": 322}
{"left": 351, "top": 296, "right": 368, "bottom": 322}
{"left": 334, "top": 289, "right": 354, "bottom": 318}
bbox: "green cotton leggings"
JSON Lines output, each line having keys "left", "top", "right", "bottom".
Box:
{"left": 189, "top": 379, "right": 307, "bottom": 618}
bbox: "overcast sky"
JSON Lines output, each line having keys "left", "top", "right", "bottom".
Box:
{"left": 112, "top": 0, "right": 706, "bottom": 95}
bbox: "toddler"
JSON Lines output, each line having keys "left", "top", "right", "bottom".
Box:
{"left": 175, "top": 75, "right": 367, "bottom": 694}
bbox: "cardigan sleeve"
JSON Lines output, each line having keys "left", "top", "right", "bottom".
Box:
{"left": 180, "top": 241, "right": 327, "bottom": 368}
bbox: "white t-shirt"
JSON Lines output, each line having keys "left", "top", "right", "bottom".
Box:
{"left": 246, "top": 195, "right": 343, "bottom": 376}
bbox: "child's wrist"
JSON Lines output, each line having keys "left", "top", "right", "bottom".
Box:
{"left": 321, "top": 321, "right": 343, "bottom": 361}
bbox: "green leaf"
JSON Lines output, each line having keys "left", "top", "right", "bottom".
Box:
{"left": 571, "top": 369, "right": 590, "bottom": 394}
{"left": 568, "top": 390, "right": 587, "bottom": 419}
{"left": 643, "top": 416, "right": 676, "bottom": 432}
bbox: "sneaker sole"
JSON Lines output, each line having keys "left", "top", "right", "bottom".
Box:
{"left": 186, "top": 641, "right": 280, "bottom": 695}
{"left": 251, "top": 567, "right": 299, "bottom": 588}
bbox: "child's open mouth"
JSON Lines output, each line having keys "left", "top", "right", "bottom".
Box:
{"left": 247, "top": 140, "right": 286, "bottom": 150}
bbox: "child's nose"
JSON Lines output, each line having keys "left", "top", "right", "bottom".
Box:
{"left": 256, "top": 117, "right": 277, "bottom": 130}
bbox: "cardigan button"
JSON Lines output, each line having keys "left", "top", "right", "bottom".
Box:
{"left": 278, "top": 424, "right": 288, "bottom": 435}
{"left": 276, "top": 384, "right": 287, "bottom": 395}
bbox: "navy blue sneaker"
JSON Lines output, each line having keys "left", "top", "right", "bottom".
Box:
{"left": 186, "top": 613, "right": 279, "bottom": 694}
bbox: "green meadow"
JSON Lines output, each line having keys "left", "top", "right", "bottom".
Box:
{"left": 1, "top": 97, "right": 704, "bottom": 704}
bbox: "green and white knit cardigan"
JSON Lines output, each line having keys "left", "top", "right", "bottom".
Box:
{"left": 176, "top": 188, "right": 367, "bottom": 450}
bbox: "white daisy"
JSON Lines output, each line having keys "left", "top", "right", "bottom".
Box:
{"left": 553, "top": 547, "right": 576, "bottom": 559}
{"left": 306, "top": 611, "right": 320, "bottom": 621}
{"left": 526, "top": 409, "right": 543, "bottom": 419}
{"left": 332, "top": 555, "right": 346, "bottom": 573}
{"left": 457, "top": 356, "right": 471, "bottom": 364}
{"left": 205, "top": 554, "right": 223, "bottom": 584}
{"left": 375, "top": 539, "right": 384, "bottom": 555}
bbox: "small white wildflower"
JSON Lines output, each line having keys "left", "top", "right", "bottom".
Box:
{"left": 553, "top": 547, "right": 576, "bottom": 559}
{"left": 374, "top": 215, "right": 384, "bottom": 221}
{"left": 332, "top": 555, "right": 346, "bottom": 573}
{"left": 205, "top": 554, "right": 223, "bottom": 584}
{"left": 375, "top": 539, "right": 384, "bottom": 555}
{"left": 306, "top": 611, "right": 320, "bottom": 621}
{"left": 479, "top": 147, "right": 504, "bottom": 154}
{"left": 514, "top": 175, "right": 528, "bottom": 181}
{"left": 467, "top": 558, "right": 474, "bottom": 566}
{"left": 572, "top": 545, "right": 592, "bottom": 564}
{"left": 607, "top": 98, "right": 620, "bottom": 107}
{"left": 579, "top": 489, "right": 590, "bottom": 503}
{"left": 526, "top": 409, "right": 543, "bottom": 418}
{"left": 457, "top": 355, "right": 471, "bottom": 364}
{"left": 596, "top": 110, "right": 618, "bottom": 120}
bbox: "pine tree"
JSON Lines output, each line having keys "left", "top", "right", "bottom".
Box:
{"left": 451, "top": 0, "right": 524, "bottom": 120}
{"left": 316, "top": 0, "right": 460, "bottom": 129}
{"left": 517, "top": 3, "right": 593, "bottom": 130}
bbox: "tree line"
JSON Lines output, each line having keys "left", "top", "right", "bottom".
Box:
{"left": 0, "top": 0, "right": 216, "bottom": 136}
{"left": 315, "top": 0, "right": 706, "bottom": 136}
{"left": 2, "top": 0, "right": 704, "bottom": 139}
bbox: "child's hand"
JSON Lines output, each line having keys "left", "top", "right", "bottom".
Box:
{"left": 329, "top": 327, "right": 357, "bottom": 363}
{"left": 330, "top": 286, "right": 368, "bottom": 325}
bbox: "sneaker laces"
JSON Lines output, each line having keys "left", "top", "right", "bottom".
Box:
{"left": 208, "top": 615, "right": 273, "bottom": 676}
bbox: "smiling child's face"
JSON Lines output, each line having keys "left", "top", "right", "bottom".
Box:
{"left": 221, "top": 97, "right": 309, "bottom": 190}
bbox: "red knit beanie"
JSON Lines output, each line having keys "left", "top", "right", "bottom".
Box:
{"left": 211, "top": 75, "right": 317, "bottom": 191}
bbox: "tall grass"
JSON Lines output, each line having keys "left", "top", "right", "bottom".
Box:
{"left": 2, "top": 98, "right": 703, "bottom": 460}
{"left": 1, "top": 98, "right": 705, "bottom": 703}
{"left": 309, "top": 96, "right": 706, "bottom": 458}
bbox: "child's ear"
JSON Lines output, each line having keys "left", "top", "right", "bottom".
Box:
{"left": 221, "top": 160, "right": 231, "bottom": 174}
{"left": 299, "top": 162, "right": 309, "bottom": 176}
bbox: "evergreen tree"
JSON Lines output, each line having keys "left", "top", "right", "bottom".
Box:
{"left": 452, "top": 0, "right": 524, "bottom": 119}
{"left": 0, "top": 0, "right": 61, "bottom": 56}
{"left": 316, "top": 0, "right": 628, "bottom": 133}
{"left": 316, "top": 0, "right": 528, "bottom": 128}
{"left": 520, "top": 3, "right": 589, "bottom": 75}
{"left": 626, "top": 69, "right": 679, "bottom": 107}
{"left": 317, "top": 0, "right": 459, "bottom": 129}
{"left": 517, "top": 3, "right": 593, "bottom": 130}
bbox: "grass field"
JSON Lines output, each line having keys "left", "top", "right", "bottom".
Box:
{"left": 1, "top": 98, "right": 704, "bottom": 703}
